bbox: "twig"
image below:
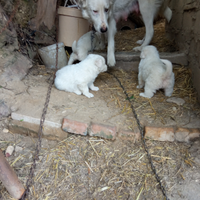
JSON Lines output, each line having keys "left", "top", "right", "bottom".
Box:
{"left": 85, "top": 161, "right": 94, "bottom": 173}
{"left": 89, "top": 140, "right": 100, "bottom": 157}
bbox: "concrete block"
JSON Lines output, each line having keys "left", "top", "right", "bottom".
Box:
{"left": 9, "top": 113, "right": 68, "bottom": 140}
{"left": 97, "top": 51, "right": 188, "bottom": 70}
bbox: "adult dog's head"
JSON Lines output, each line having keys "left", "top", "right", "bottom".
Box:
{"left": 78, "top": 0, "right": 113, "bottom": 33}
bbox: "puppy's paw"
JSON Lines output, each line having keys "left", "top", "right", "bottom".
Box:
{"left": 84, "top": 93, "right": 94, "bottom": 98}
{"left": 133, "top": 46, "right": 143, "bottom": 52}
{"left": 74, "top": 90, "right": 82, "bottom": 95}
{"left": 137, "top": 85, "right": 143, "bottom": 89}
{"left": 165, "top": 92, "right": 172, "bottom": 97}
{"left": 136, "top": 40, "right": 143, "bottom": 45}
{"left": 164, "top": 88, "right": 173, "bottom": 97}
{"left": 139, "top": 93, "right": 152, "bottom": 98}
{"left": 91, "top": 86, "right": 99, "bottom": 91}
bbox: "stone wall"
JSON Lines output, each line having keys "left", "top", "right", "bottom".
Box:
{"left": 166, "top": 0, "right": 200, "bottom": 102}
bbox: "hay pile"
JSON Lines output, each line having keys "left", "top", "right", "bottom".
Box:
{"left": 115, "top": 20, "right": 178, "bottom": 52}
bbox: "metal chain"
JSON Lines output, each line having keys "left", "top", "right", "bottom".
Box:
{"left": 91, "top": 26, "right": 96, "bottom": 52}
{"left": 20, "top": 0, "right": 60, "bottom": 199}
{"left": 107, "top": 71, "right": 170, "bottom": 200}
{"left": 0, "top": 0, "right": 20, "bottom": 35}
{"left": 20, "top": 71, "right": 57, "bottom": 200}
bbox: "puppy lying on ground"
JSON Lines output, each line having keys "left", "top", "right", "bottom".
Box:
{"left": 137, "top": 45, "right": 174, "bottom": 98}
{"left": 55, "top": 54, "right": 107, "bottom": 98}
{"left": 68, "top": 31, "right": 105, "bottom": 65}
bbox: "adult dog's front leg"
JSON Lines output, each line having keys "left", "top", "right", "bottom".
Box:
{"left": 107, "top": 17, "right": 116, "bottom": 67}
{"left": 133, "top": 1, "right": 154, "bottom": 52}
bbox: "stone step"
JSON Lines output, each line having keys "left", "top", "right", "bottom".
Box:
{"left": 98, "top": 51, "right": 188, "bottom": 71}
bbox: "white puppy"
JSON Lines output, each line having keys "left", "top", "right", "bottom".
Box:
{"left": 137, "top": 45, "right": 174, "bottom": 98}
{"left": 68, "top": 31, "right": 105, "bottom": 65}
{"left": 55, "top": 54, "right": 107, "bottom": 98}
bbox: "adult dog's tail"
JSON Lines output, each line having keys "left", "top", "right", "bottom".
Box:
{"left": 68, "top": 41, "right": 78, "bottom": 65}
{"left": 163, "top": 6, "right": 172, "bottom": 22}
{"left": 161, "top": 59, "right": 173, "bottom": 78}
{"left": 159, "top": 0, "right": 172, "bottom": 22}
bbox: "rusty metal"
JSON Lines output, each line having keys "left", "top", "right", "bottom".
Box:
{"left": 0, "top": 150, "right": 25, "bottom": 199}
{"left": 0, "top": 0, "right": 20, "bottom": 35}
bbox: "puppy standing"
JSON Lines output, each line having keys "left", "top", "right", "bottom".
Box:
{"left": 68, "top": 31, "right": 105, "bottom": 65}
{"left": 137, "top": 45, "right": 174, "bottom": 98}
{"left": 55, "top": 54, "right": 107, "bottom": 98}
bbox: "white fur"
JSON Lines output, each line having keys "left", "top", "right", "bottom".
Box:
{"left": 137, "top": 45, "right": 174, "bottom": 98}
{"left": 68, "top": 31, "right": 106, "bottom": 65}
{"left": 55, "top": 54, "right": 107, "bottom": 98}
{"left": 78, "top": 0, "right": 172, "bottom": 67}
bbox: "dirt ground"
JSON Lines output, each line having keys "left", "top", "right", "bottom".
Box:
{"left": 1, "top": 20, "right": 200, "bottom": 200}
{"left": 0, "top": 66, "right": 200, "bottom": 200}
{"left": 0, "top": 124, "right": 200, "bottom": 200}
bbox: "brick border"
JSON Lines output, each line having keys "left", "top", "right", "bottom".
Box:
{"left": 145, "top": 126, "right": 200, "bottom": 143}
{"left": 62, "top": 117, "right": 200, "bottom": 143}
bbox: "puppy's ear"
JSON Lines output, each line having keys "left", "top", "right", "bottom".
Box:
{"left": 95, "top": 58, "right": 103, "bottom": 70}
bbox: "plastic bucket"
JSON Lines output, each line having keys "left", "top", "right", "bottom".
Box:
{"left": 58, "top": 7, "right": 90, "bottom": 47}
{"left": 38, "top": 42, "right": 67, "bottom": 69}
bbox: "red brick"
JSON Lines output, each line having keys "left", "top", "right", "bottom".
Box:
{"left": 186, "top": 128, "right": 200, "bottom": 142}
{"left": 89, "top": 123, "right": 117, "bottom": 140}
{"left": 62, "top": 118, "right": 89, "bottom": 136}
{"left": 118, "top": 129, "right": 141, "bottom": 142}
{"left": 175, "top": 128, "right": 190, "bottom": 142}
{"left": 145, "top": 127, "right": 175, "bottom": 142}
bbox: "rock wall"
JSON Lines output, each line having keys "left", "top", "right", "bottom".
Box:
{"left": 166, "top": 0, "right": 200, "bottom": 102}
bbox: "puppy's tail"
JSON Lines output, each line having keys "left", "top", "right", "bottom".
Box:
{"left": 68, "top": 41, "right": 78, "bottom": 65}
{"left": 161, "top": 59, "right": 173, "bottom": 78}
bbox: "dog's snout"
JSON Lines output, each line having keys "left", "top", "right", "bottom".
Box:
{"left": 100, "top": 26, "right": 107, "bottom": 33}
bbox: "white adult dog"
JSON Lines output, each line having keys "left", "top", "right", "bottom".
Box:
{"left": 78, "top": 0, "right": 172, "bottom": 67}
{"left": 68, "top": 31, "right": 105, "bottom": 65}
{"left": 54, "top": 54, "right": 107, "bottom": 98}
{"left": 137, "top": 45, "right": 174, "bottom": 98}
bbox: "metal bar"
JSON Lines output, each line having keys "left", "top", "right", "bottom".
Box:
{"left": 0, "top": 150, "right": 25, "bottom": 199}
